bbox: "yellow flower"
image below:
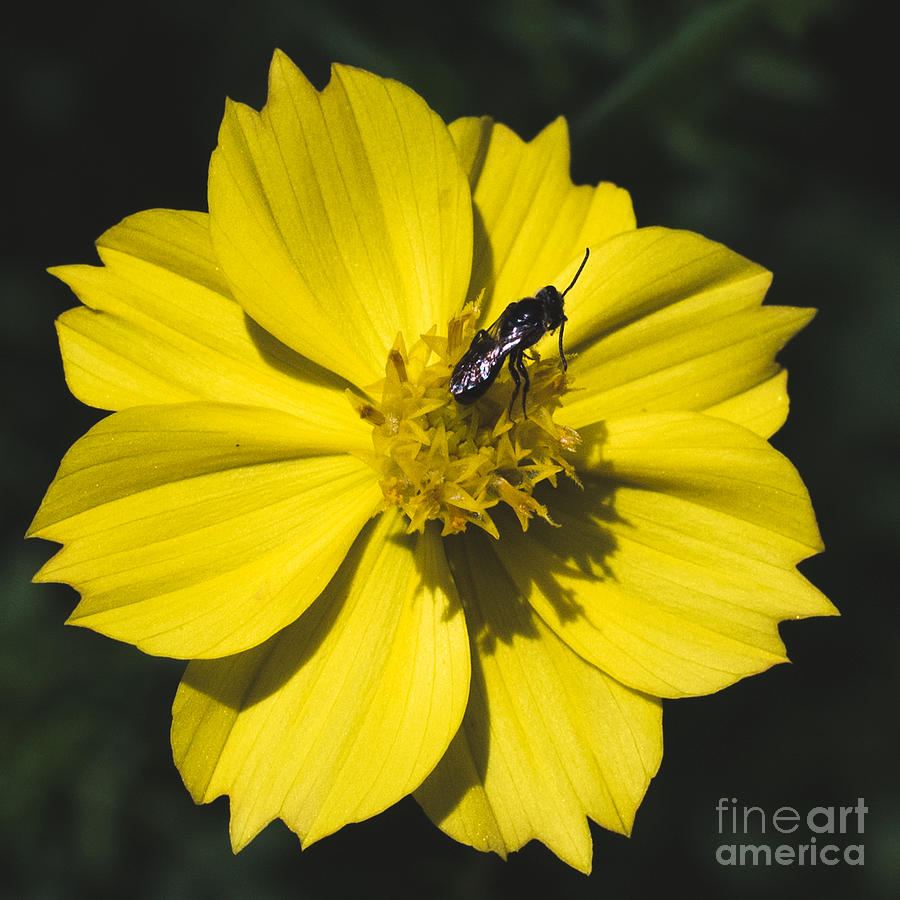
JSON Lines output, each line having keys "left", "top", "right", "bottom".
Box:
{"left": 28, "top": 51, "right": 836, "bottom": 873}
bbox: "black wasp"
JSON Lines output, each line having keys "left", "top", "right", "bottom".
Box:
{"left": 450, "top": 248, "right": 590, "bottom": 417}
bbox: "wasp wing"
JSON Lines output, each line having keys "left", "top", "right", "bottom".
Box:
{"left": 449, "top": 329, "right": 507, "bottom": 403}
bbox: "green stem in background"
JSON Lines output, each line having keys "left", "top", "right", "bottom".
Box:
{"left": 576, "top": 0, "right": 761, "bottom": 136}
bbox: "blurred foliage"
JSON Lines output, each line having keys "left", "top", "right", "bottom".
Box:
{"left": 2, "top": 0, "right": 897, "bottom": 897}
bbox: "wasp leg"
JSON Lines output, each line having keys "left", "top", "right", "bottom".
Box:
{"left": 514, "top": 351, "right": 531, "bottom": 418}
{"left": 558, "top": 315, "right": 568, "bottom": 371}
{"left": 507, "top": 352, "right": 521, "bottom": 418}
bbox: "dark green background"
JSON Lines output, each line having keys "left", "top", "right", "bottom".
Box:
{"left": 3, "top": 1, "right": 896, "bottom": 897}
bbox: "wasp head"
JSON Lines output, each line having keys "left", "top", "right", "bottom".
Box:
{"left": 535, "top": 285, "right": 566, "bottom": 331}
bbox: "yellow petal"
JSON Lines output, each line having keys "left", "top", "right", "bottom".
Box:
{"left": 172, "top": 510, "right": 470, "bottom": 850}
{"left": 556, "top": 228, "right": 802, "bottom": 433}
{"left": 704, "top": 369, "right": 791, "bottom": 438}
{"left": 29, "top": 404, "right": 381, "bottom": 658}
{"left": 416, "top": 532, "right": 661, "bottom": 873}
{"left": 209, "top": 53, "right": 473, "bottom": 387}
{"left": 493, "top": 413, "right": 836, "bottom": 698}
{"left": 449, "top": 116, "right": 635, "bottom": 326}
{"left": 50, "top": 208, "right": 368, "bottom": 451}
{"left": 563, "top": 228, "right": 771, "bottom": 345}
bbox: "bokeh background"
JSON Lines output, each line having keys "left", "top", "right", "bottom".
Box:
{"left": 2, "top": 0, "right": 896, "bottom": 897}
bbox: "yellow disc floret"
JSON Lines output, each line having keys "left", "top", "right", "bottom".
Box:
{"left": 348, "top": 309, "right": 581, "bottom": 538}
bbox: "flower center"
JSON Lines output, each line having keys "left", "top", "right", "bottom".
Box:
{"left": 348, "top": 309, "right": 581, "bottom": 538}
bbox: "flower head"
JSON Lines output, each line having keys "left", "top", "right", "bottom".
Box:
{"left": 29, "top": 51, "right": 836, "bottom": 872}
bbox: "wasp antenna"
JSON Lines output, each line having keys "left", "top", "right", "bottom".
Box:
{"left": 562, "top": 248, "right": 590, "bottom": 297}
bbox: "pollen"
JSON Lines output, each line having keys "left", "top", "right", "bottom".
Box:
{"left": 348, "top": 310, "right": 582, "bottom": 538}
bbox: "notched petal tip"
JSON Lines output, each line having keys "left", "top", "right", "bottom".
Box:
{"left": 173, "top": 512, "right": 470, "bottom": 850}
{"left": 453, "top": 112, "right": 635, "bottom": 323}
{"left": 210, "top": 50, "right": 473, "bottom": 388}
{"left": 417, "top": 532, "right": 661, "bottom": 870}
{"left": 28, "top": 404, "right": 384, "bottom": 659}
{"left": 506, "top": 413, "right": 834, "bottom": 698}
